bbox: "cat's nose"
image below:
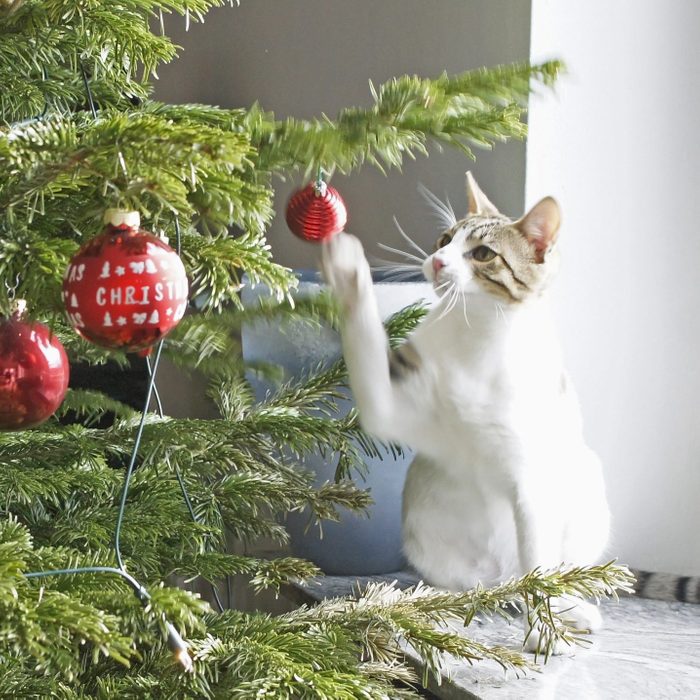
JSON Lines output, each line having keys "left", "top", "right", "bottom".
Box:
{"left": 432, "top": 257, "right": 445, "bottom": 275}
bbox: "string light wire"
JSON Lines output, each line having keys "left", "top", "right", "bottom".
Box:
{"left": 113, "top": 338, "right": 165, "bottom": 571}
{"left": 21, "top": 70, "right": 199, "bottom": 671}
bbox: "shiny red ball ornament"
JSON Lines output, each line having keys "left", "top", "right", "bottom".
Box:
{"left": 62, "top": 210, "right": 189, "bottom": 352}
{"left": 0, "top": 301, "right": 70, "bottom": 430}
{"left": 285, "top": 181, "right": 347, "bottom": 242}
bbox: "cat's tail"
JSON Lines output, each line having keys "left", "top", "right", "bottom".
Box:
{"left": 630, "top": 568, "right": 700, "bottom": 604}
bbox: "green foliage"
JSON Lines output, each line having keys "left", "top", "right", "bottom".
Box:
{"left": 0, "top": 2, "right": 634, "bottom": 698}
{"left": 0, "top": 0, "right": 233, "bottom": 123}
{"left": 252, "top": 60, "right": 562, "bottom": 176}
{"left": 0, "top": 515, "right": 634, "bottom": 698}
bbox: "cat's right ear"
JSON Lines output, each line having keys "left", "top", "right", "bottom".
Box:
{"left": 466, "top": 171, "right": 500, "bottom": 216}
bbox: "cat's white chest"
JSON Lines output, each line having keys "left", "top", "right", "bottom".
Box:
{"left": 409, "top": 302, "right": 568, "bottom": 466}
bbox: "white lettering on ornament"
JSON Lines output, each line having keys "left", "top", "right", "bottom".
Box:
{"left": 94, "top": 282, "right": 186, "bottom": 308}
{"left": 174, "top": 302, "right": 187, "bottom": 321}
{"left": 67, "top": 263, "right": 86, "bottom": 282}
{"left": 69, "top": 311, "right": 85, "bottom": 328}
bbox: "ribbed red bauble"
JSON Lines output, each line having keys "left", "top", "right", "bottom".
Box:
{"left": 62, "top": 210, "right": 189, "bottom": 352}
{"left": 0, "top": 301, "right": 70, "bottom": 430}
{"left": 285, "top": 181, "right": 347, "bottom": 243}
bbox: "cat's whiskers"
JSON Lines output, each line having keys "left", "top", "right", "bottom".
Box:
{"left": 461, "top": 292, "right": 471, "bottom": 328}
{"left": 370, "top": 257, "right": 424, "bottom": 282}
{"left": 376, "top": 242, "right": 424, "bottom": 265}
{"left": 392, "top": 216, "right": 429, "bottom": 258}
{"left": 433, "top": 279, "right": 452, "bottom": 293}
{"left": 435, "top": 282, "right": 460, "bottom": 322}
{"left": 417, "top": 184, "right": 457, "bottom": 230}
{"left": 431, "top": 280, "right": 453, "bottom": 305}
{"left": 371, "top": 223, "right": 428, "bottom": 283}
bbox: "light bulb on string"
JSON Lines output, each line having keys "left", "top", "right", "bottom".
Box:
{"left": 166, "top": 622, "right": 194, "bottom": 672}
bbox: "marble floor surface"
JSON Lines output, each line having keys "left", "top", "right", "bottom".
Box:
{"left": 287, "top": 572, "right": 700, "bottom": 699}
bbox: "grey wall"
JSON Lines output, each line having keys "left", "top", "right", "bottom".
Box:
{"left": 155, "top": 0, "right": 532, "bottom": 269}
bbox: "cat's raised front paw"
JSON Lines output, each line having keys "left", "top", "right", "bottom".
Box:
{"left": 320, "top": 232, "right": 372, "bottom": 309}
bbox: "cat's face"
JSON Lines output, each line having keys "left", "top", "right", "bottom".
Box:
{"left": 422, "top": 173, "right": 561, "bottom": 303}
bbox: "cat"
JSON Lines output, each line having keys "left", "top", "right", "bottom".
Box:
{"left": 321, "top": 172, "right": 611, "bottom": 652}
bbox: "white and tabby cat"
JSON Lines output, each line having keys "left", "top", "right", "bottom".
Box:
{"left": 321, "top": 173, "right": 611, "bottom": 651}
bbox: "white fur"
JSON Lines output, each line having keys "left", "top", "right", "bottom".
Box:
{"left": 321, "top": 229, "right": 610, "bottom": 650}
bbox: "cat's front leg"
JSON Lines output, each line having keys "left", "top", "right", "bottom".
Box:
{"left": 513, "top": 489, "right": 603, "bottom": 654}
{"left": 321, "top": 233, "right": 400, "bottom": 441}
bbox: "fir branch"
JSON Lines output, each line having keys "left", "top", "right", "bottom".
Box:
{"left": 176, "top": 552, "right": 321, "bottom": 593}
{"left": 57, "top": 388, "right": 138, "bottom": 425}
{"left": 251, "top": 60, "right": 563, "bottom": 176}
{"left": 1, "top": 109, "right": 257, "bottom": 228}
{"left": 0, "top": 520, "right": 138, "bottom": 680}
{"left": 0, "top": 0, "right": 232, "bottom": 122}
{"left": 282, "top": 562, "right": 634, "bottom": 680}
{"left": 181, "top": 231, "right": 295, "bottom": 312}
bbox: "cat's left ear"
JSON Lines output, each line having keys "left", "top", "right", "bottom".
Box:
{"left": 515, "top": 197, "right": 561, "bottom": 263}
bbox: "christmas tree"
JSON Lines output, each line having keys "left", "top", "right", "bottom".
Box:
{"left": 0, "top": 2, "right": 633, "bottom": 697}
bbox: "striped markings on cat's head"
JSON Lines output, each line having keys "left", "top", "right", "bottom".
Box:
{"left": 422, "top": 172, "right": 561, "bottom": 303}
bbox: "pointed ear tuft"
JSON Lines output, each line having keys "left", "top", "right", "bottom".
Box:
{"left": 515, "top": 197, "right": 561, "bottom": 263}
{"left": 466, "top": 171, "right": 500, "bottom": 216}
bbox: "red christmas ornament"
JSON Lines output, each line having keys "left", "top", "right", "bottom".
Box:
{"left": 63, "top": 210, "right": 189, "bottom": 352}
{"left": 285, "top": 181, "right": 347, "bottom": 242}
{"left": 0, "top": 301, "right": 70, "bottom": 430}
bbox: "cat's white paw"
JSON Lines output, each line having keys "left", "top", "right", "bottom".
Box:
{"left": 523, "top": 625, "right": 575, "bottom": 657}
{"left": 561, "top": 597, "right": 603, "bottom": 632}
{"left": 320, "top": 232, "right": 372, "bottom": 309}
{"left": 523, "top": 597, "right": 601, "bottom": 657}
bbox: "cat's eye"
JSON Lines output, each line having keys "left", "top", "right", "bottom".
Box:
{"left": 435, "top": 233, "right": 452, "bottom": 250}
{"left": 470, "top": 245, "right": 497, "bottom": 263}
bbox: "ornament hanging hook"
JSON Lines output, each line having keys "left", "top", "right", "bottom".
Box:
{"left": 5, "top": 273, "right": 20, "bottom": 301}
{"left": 313, "top": 166, "right": 328, "bottom": 197}
{"left": 315, "top": 165, "right": 326, "bottom": 187}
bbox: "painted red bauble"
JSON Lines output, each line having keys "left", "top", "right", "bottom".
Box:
{"left": 0, "top": 302, "right": 70, "bottom": 430}
{"left": 285, "top": 181, "right": 347, "bottom": 243}
{"left": 62, "top": 210, "right": 189, "bottom": 352}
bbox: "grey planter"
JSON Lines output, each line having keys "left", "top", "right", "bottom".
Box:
{"left": 241, "top": 270, "right": 435, "bottom": 575}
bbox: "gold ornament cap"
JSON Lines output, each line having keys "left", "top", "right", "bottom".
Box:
{"left": 103, "top": 209, "right": 140, "bottom": 229}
